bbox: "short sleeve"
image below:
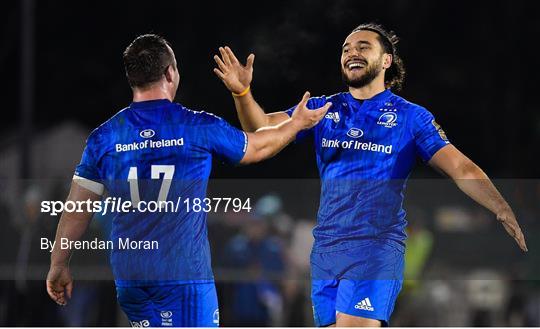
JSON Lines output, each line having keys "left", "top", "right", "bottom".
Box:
{"left": 285, "top": 97, "right": 327, "bottom": 142}
{"left": 74, "top": 133, "right": 105, "bottom": 195}
{"left": 413, "top": 107, "right": 450, "bottom": 161}
{"left": 74, "top": 136, "right": 101, "bottom": 181}
{"left": 205, "top": 115, "right": 248, "bottom": 164}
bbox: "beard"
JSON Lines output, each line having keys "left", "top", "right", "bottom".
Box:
{"left": 341, "top": 58, "right": 383, "bottom": 89}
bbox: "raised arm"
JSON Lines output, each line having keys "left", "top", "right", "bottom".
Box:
{"left": 239, "top": 91, "right": 331, "bottom": 164}
{"left": 429, "top": 145, "right": 527, "bottom": 252}
{"left": 46, "top": 180, "right": 101, "bottom": 305}
{"left": 213, "top": 46, "right": 289, "bottom": 132}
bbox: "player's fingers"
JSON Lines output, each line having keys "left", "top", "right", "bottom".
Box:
{"left": 508, "top": 221, "right": 522, "bottom": 239}
{"left": 46, "top": 281, "right": 58, "bottom": 302}
{"left": 313, "top": 102, "right": 332, "bottom": 118}
{"left": 58, "top": 293, "right": 66, "bottom": 305}
{"left": 322, "top": 102, "right": 333, "bottom": 111}
{"left": 219, "top": 47, "right": 232, "bottom": 66}
{"left": 518, "top": 238, "right": 528, "bottom": 252}
{"left": 49, "top": 285, "right": 65, "bottom": 305}
{"left": 503, "top": 222, "right": 517, "bottom": 239}
{"left": 225, "top": 46, "right": 240, "bottom": 64}
{"left": 499, "top": 218, "right": 513, "bottom": 232}
{"left": 213, "top": 55, "right": 228, "bottom": 72}
{"left": 298, "top": 91, "right": 310, "bottom": 109}
{"left": 515, "top": 229, "right": 528, "bottom": 252}
{"left": 213, "top": 68, "right": 226, "bottom": 80}
{"left": 66, "top": 280, "right": 73, "bottom": 300}
{"left": 502, "top": 221, "right": 527, "bottom": 251}
{"left": 513, "top": 230, "right": 526, "bottom": 251}
{"left": 246, "top": 53, "right": 255, "bottom": 70}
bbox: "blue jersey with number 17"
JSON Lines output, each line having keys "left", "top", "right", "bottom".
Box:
{"left": 74, "top": 99, "right": 247, "bottom": 287}
{"left": 286, "top": 89, "right": 450, "bottom": 253}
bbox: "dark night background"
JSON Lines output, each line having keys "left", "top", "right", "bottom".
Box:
{"left": 2, "top": 0, "right": 540, "bottom": 179}
{"left": 1, "top": 0, "right": 540, "bottom": 326}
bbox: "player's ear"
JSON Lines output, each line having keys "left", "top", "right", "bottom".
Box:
{"left": 164, "top": 65, "right": 175, "bottom": 83}
{"left": 383, "top": 53, "right": 392, "bottom": 70}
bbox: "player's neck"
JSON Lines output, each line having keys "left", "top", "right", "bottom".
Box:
{"left": 132, "top": 85, "right": 174, "bottom": 103}
{"left": 348, "top": 77, "right": 386, "bottom": 100}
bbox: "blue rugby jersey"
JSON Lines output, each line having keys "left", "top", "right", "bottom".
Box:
{"left": 74, "top": 99, "right": 247, "bottom": 286}
{"left": 286, "top": 89, "right": 450, "bottom": 252}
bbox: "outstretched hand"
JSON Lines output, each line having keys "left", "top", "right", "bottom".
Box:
{"left": 497, "top": 208, "right": 528, "bottom": 252}
{"left": 213, "top": 46, "right": 254, "bottom": 95}
{"left": 291, "top": 92, "right": 332, "bottom": 130}
{"left": 46, "top": 265, "right": 73, "bottom": 306}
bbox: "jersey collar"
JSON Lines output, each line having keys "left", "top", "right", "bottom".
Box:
{"left": 346, "top": 89, "right": 393, "bottom": 104}
{"left": 129, "top": 99, "right": 172, "bottom": 109}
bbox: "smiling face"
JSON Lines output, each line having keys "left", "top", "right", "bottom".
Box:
{"left": 341, "top": 30, "right": 391, "bottom": 89}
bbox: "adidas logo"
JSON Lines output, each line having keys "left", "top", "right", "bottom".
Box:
{"left": 325, "top": 112, "right": 340, "bottom": 123}
{"left": 354, "top": 298, "right": 374, "bottom": 311}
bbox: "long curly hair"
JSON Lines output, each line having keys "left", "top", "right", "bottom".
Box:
{"left": 351, "top": 23, "right": 406, "bottom": 91}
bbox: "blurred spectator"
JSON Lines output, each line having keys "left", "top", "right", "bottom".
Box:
{"left": 394, "top": 212, "right": 434, "bottom": 326}
{"left": 404, "top": 217, "right": 434, "bottom": 288}
{"left": 435, "top": 206, "right": 481, "bottom": 232}
{"left": 221, "top": 195, "right": 286, "bottom": 326}
{"left": 283, "top": 219, "right": 315, "bottom": 326}
{"left": 505, "top": 279, "right": 528, "bottom": 326}
{"left": 525, "top": 293, "right": 540, "bottom": 326}
{"left": 467, "top": 270, "right": 508, "bottom": 326}
{"left": 523, "top": 224, "right": 540, "bottom": 326}
{"left": 7, "top": 185, "right": 61, "bottom": 326}
{"left": 255, "top": 193, "right": 294, "bottom": 242}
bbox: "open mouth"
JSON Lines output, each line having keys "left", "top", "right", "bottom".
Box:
{"left": 345, "top": 60, "right": 367, "bottom": 71}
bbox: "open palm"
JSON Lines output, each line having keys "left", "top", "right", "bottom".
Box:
{"left": 213, "top": 46, "right": 254, "bottom": 94}
{"left": 497, "top": 208, "right": 528, "bottom": 252}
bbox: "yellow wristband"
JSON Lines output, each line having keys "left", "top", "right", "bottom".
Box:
{"left": 232, "top": 85, "right": 251, "bottom": 97}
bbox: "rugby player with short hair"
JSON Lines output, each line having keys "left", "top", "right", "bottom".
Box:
{"left": 46, "top": 34, "right": 331, "bottom": 327}
{"left": 213, "top": 23, "right": 527, "bottom": 327}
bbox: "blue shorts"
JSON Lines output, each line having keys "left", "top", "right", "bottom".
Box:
{"left": 116, "top": 283, "right": 219, "bottom": 327}
{"left": 311, "top": 241, "right": 404, "bottom": 326}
